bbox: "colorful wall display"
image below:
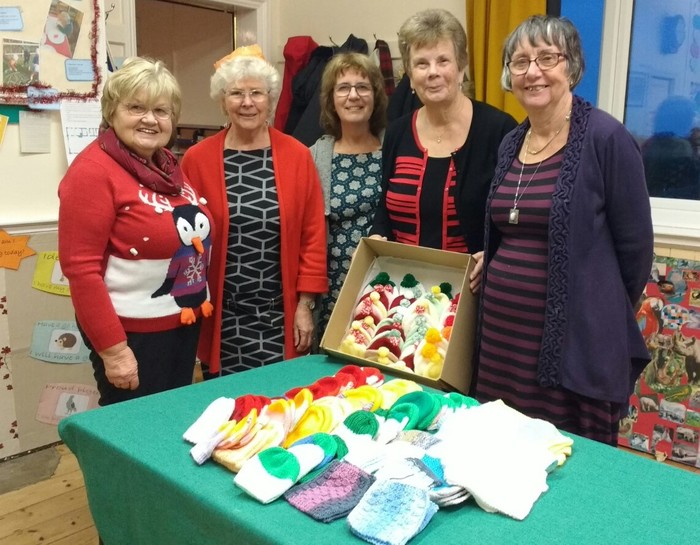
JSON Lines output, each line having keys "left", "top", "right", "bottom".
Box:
{"left": 620, "top": 256, "right": 700, "bottom": 468}
{"left": 0, "top": 0, "right": 104, "bottom": 105}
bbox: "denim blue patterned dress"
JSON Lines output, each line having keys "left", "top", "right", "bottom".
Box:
{"left": 319, "top": 150, "right": 382, "bottom": 333}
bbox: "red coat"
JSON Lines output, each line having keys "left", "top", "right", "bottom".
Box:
{"left": 181, "top": 127, "right": 328, "bottom": 373}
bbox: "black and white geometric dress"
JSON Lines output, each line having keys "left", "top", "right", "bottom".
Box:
{"left": 219, "top": 147, "right": 285, "bottom": 375}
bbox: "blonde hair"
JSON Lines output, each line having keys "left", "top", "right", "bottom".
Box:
{"left": 101, "top": 57, "right": 182, "bottom": 126}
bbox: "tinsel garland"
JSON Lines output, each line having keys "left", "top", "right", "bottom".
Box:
{"left": 0, "top": 0, "right": 102, "bottom": 105}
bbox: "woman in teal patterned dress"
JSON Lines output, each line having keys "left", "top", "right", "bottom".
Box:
{"left": 310, "top": 53, "right": 388, "bottom": 336}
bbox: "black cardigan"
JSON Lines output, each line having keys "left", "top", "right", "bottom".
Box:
{"left": 371, "top": 100, "right": 517, "bottom": 252}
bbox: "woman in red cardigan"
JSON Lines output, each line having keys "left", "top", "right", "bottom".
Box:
{"left": 182, "top": 45, "right": 328, "bottom": 377}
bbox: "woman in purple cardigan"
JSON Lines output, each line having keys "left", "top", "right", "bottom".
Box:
{"left": 474, "top": 15, "right": 653, "bottom": 445}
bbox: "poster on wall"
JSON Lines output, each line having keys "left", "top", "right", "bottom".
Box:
{"left": 0, "top": 0, "right": 106, "bottom": 105}
{"left": 30, "top": 320, "right": 90, "bottom": 363}
{"left": 35, "top": 382, "right": 99, "bottom": 425}
{"left": 32, "top": 251, "right": 70, "bottom": 296}
{"left": 620, "top": 256, "right": 700, "bottom": 468}
{"left": 0, "top": 228, "right": 36, "bottom": 270}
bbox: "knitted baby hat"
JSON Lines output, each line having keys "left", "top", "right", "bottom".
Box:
{"left": 284, "top": 460, "right": 375, "bottom": 523}
{"left": 347, "top": 480, "right": 438, "bottom": 545}
{"left": 234, "top": 432, "right": 338, "bottom": 504}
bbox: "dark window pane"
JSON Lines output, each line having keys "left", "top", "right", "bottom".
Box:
{"left": 624, "top": 0, "right": 700, "bottom": 201}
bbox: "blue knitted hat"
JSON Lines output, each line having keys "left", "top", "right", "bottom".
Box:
{"left": 347, "top": 480, "right": 438, "bottom": 545}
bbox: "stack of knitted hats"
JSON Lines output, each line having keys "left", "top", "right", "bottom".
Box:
{"left": 183, "top": 366, "right": 574, "bottom": 544}
{"left": 184, "top": 364, "right": 391, "bottom": 470}
{"left": 339, "top": 272, "right": 459, "bottom": 379}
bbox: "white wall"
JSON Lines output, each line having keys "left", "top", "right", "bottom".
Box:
{"left": 268, "top": 0, "right": 466, "bottom": 67}
{"left": 0, "top": 0, "right": 466, "bottom": 229}
{"left": 0, "top": 116, "right": 66, "bottom": 230}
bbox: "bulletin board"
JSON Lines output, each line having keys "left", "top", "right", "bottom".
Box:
{"left": 0, "top": 0, "right": 104, "bottom": 105}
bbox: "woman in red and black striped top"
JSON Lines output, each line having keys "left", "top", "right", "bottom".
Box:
{"left": 370, "top": 9, "right": 516, "bottom": 254}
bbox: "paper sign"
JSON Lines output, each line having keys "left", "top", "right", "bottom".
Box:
{"left": 32, "top": 251, "right": 70, "bottom": 296}
{"left": 0, "top": 7, "right": 23, "bottom": 31}
{"left": 36, "top": 383, "right": 99, "bottom": 425}
{"left": 30, "top": 320, "right": 91, "bottom": 364}
{"left": 60, "top": 100, "right": 101, "bottom": 164}
{"left": 0, "top": 114, "right": 8, "bottom": 147}
{"left": 18, "top": 110, "right": 51, "bottom": 153}
{"left": 65, "top": 59, "right": 95, "bottom": 81}
{"left": 0, "top": 229, "right": 37, "bottom": 270}
{"left": 27, "top": 86, "right": 61, "bottom": 110}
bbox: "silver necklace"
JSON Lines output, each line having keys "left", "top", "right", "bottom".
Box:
{"left": 509, "top": 131, "right": 544, "bottom": 225}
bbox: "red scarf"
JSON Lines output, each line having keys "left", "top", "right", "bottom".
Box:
{"left": 98, "top": 127, "right": 184, "bottom": 195}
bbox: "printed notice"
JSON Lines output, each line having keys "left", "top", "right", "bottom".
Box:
{"left": 30, "top": 320, "right": 91, "bottom": 364}
{"left": 36, "top": 383, "right": 99, "bottom": 425}
{"left": 65, "top": 59, "right": 95, "bottom": 81}
{"left": 32, "top": 251, "right": 70, "bottom": 296}
{"left": 0, "top": 7, "right": 23, "bottom": 31}
{"left": 18, "top": 110, "right": 51, "bottom": 153}
{"left": 60, "top": 100, "right": 101, "bottom": 164}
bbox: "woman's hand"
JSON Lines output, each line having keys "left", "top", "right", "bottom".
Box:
{"left": 469, "top": 251, "right": 484, "bottom": 294}
{"left": 99, "top": 341, "right": 140, "bottom": 390}
{"left": 368, "top": 234, "right": 387, "bottom": 241}
{"left": 294, "top": 299, "right": 315, "bottom": 353}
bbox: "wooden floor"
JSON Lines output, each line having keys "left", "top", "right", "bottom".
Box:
{"left": 0, "top": 444, "right": 98, "bottom": 545}
{"left": 0, "top": 439, "right": 697, "bottom": 545}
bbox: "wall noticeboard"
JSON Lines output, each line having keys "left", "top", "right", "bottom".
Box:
{"left": 0, "top": 0, "right": 105, "bottom": 105}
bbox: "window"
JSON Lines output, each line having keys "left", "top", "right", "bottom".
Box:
{"left": 600, "top": 0, "right": 700, "bottom": 247}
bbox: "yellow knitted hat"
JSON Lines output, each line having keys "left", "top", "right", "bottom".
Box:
{"left": 214, "top": 44, "right": 265, "bottom": 69}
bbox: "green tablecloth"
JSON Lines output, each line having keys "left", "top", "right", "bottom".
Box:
{"left": 59, "top": 355, "right": 700, "bottom": 545}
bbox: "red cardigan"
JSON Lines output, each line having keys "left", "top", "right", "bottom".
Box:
{"left": 181, "top": 127, "right": 328, "bottom": 373}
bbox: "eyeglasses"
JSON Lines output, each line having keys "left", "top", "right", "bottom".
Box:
{"left": 507, "top": 53, "right": 566, "bottom": 75}
{"left": 334, "top": 83, "right": 373, "bottom": 97}
{"left": 225, "top": 89, "right": 269, "bottom": 103}
{"left": 122, "top": 103, "right": 172, "bottom": 120}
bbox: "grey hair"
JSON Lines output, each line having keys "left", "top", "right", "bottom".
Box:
{"left": 398, "top": 8, "right": 469, "bottom": 76}
{"left": 501, "top": 15, "right": 584, "bottom": 92}
{"left": 210, "top": 56, "right": 281, "bottom": 124}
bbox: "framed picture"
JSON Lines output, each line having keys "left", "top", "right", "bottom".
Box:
{"left": 626, "top": 71, "right": 648, "bottom": 107}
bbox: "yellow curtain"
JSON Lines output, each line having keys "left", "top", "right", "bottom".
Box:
{"left": 466, "top": 0, "right": 546, "bottom": 122}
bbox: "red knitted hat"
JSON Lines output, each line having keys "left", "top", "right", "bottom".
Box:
{"left": 308, "top": 376, "right": 341, "bottom": 399}
{"left": 336, "top": 365, "right": 367, "bottom": 389}
{"left": 361, "top": 366, "right": 385, "bottom": 386}
{"left": 231, "top": 394, "right": 261, "bottom": 422}
{"left": 366, "top": 329, "right": 403, "bottom": 358}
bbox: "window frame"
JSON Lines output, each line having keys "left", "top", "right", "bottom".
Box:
{"left": 599, "top": 0, "right": 700, "bottom": 249}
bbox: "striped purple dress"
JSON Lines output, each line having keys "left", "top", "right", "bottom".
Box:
{"left": 476, "top": 148, "right": 620, "bottom": 445}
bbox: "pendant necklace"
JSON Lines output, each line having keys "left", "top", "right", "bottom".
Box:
{"left": 509, "top": 131, "right": 544, "bottom": 225}
{"left": 510, "top": 111, "right": 571, "bottom": 224}
{"left": 434, "top": 126, "right": 446, "bottom": 144}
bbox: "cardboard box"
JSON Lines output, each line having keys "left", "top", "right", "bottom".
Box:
{"left": 321, "top": 238, "right": 476, "bottom": 393}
